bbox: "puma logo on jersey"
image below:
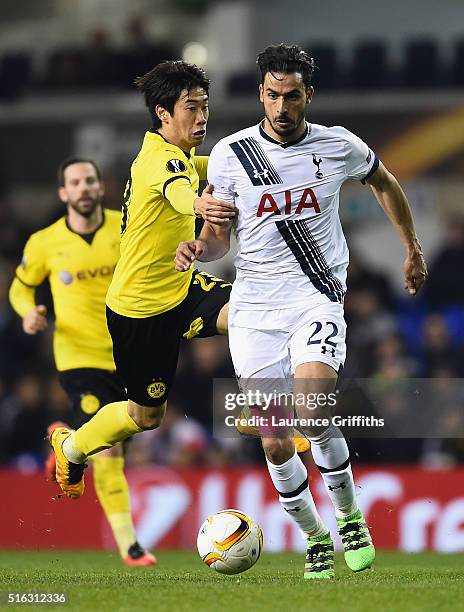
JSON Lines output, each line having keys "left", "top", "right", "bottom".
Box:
{"left": 257, "top": 188, "right": 321, "bottom": 217}
{"left": 166, "top": 159, "right": 187, "bottom": 173}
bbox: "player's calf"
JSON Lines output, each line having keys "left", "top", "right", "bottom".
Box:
{"left": 127, "top": 400, "right": 166, "bottom": 430}
{"left": 262, "top": 440, "right": 331, "bottom": 579}
{"left": 235, "top": 408, "right": 310, "bottom": 454}
{"left": 261, "top": 436, "right": 294, "bottom": 465}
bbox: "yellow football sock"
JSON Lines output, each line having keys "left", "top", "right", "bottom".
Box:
{"left": 91, "top": 455, "right": 137, "bottom": 557}
{"left": 64, "top": 401, "right": 142, "bottom": 460}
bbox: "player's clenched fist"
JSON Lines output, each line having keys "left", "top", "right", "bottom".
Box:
{"left": 403, "top": 246, "right": 427, "bottom": 296}
{"left": 194, "top": 184, "right": 237, "bottom": 227}
{"left": 23, "top": 304, "right": 48, "bottom": 335}
{"left": 175, "top": 240, "right": 206, "bottom": 272}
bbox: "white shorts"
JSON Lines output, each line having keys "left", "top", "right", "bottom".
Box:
{"left": 228, "top": 299, "right": 346, "bottom": 389}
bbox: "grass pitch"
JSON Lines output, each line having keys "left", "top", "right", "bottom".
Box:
{"left": 0, "top": 550, "right": 461, "bottom": 612}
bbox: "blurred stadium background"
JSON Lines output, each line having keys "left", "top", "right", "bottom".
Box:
{"left": 1, "top": 0, "right": 464, "bottom": 554}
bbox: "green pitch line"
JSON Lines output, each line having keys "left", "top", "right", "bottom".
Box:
{"left": 0, "top": 551, "right": 461, "bottom": 612}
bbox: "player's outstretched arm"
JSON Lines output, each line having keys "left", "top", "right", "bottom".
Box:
{"left": 367, "top": 161, "right": 427, "bottom": 296}
{"left": 175, "top": 222, "right": 232, "bottom": 272}
{"left": 165, "top": 178, "right": 236, "bottom": 227}
{"left": 9, "top": 277, "right": 48, "bottom": 334}
{"left": 194, "top": 184, "right": 237, "bottom": 227}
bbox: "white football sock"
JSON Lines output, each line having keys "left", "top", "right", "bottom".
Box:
{"left": 318, "top": 463, "right": 358, "bottom": 518}
{"left": 266, "top": 452, "right": 327, "bottom": 537}
{"left": 62, "top": 432, "right": 87, "bottom": 464}
{"left": 309, "top": 425, "right": 357, "bottom": 518}
{"left": 309, "top": 425, "right": 349, "bottom": 469}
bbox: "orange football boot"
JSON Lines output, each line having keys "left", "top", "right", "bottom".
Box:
{"left": 47, "top": 424, "right": 86, "bottom": 499}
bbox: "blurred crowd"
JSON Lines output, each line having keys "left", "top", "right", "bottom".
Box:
{"left": 1, "top": 190, "right": 464, "bottom": 472}
{"left": 0, "top": 17, "right": 178, "bottom": 100}
{"left": 2, "top": 18, "right": 464, "bottom": 100}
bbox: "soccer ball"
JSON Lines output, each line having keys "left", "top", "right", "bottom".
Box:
{"left": 197, "top": 509, "right": 263, "bottom": 575}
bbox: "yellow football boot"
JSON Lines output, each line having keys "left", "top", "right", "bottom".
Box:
{"left": 293, "top": 435, "right": 310, "bottom": 454}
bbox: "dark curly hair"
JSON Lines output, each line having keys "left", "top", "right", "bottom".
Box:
{"left": 135, "top": 60, "right": 210, "bottom": 129}
{"left": 257, "top": 44, "right": 315, "bottom": 88}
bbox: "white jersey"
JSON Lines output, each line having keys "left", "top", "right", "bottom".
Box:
{"left": 207, "top": 121, "right": 378, "bottom": 310}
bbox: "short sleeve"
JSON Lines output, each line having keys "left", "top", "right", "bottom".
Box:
{"left": 342, "top": 128, "right": 379, "bottom": 183}
{"left": 207, "top": 142, "right": 236, "bottom": 204}
{"left": 15, "top": 233, "right": 48, "bottom": 287}
{"left": 144, "top": 151, "right": 191, "bottom": 194}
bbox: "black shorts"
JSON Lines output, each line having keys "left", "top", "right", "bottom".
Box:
{"left": 106, "top": 270, "right": 231, "bottom": 407}
{"left": 58, "top": 368, "right": 126, "bottom": 428}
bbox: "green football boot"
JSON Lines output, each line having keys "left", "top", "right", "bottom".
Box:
{"left": 304, "top": 532, "right": 335, "bottom": 580}
{"left": 337, "top": 510, "right": 375, "bottom": 572}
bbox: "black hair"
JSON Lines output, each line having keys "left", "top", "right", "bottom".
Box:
{"left": 135, "top": 60, "right": 210, "bottom": 129}
{"left": 257, "top": 44, "right": 315, "bottom": 88}
{"left": 57, "top": 157, "right": 102, "bottom": 187}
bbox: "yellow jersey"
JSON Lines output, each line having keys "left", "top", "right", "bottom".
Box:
{"left": 106, "top": 131, "right": 207, "bottom": 318}
{"left": 12, "top": 210, "right": 120, "bottom": 371}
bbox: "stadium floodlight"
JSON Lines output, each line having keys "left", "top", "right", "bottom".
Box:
{"left": 182, "top": 42, "right": 208, "bottom": 67}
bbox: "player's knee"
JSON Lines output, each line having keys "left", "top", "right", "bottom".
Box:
{"left": 216, "top": 302, "right": 229, "bottom": 336}
{"left": 128, "top": 400, "right": 166, "bottom": 430}
{"left": 136, "top": 410, "right": 165, "bottom": 430}
{"left": 262, "top": 436, "right": 294, "bottom": 464}
{"left": 96, "top": 444, "right": 123, "bottom": 458}
{"left": 235, "top": 410, "right": 259, "bottom": 437}
{"left": 235, "top": 421, "right": 257, "bottom": 436}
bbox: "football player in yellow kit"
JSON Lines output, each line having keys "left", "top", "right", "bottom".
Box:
{"left": 47, "top": 62, "right": 310, "bottom": 501}
{"left": 9, "top": 158, "right": 156, "bottom": 566}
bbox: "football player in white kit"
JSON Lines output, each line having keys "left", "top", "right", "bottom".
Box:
{"left": 175, "top": 44, "right": 427, "bottom": 579}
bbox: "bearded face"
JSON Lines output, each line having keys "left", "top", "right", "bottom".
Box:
{"left": 59, "top": 162, "right": 103, "bottom": 218}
